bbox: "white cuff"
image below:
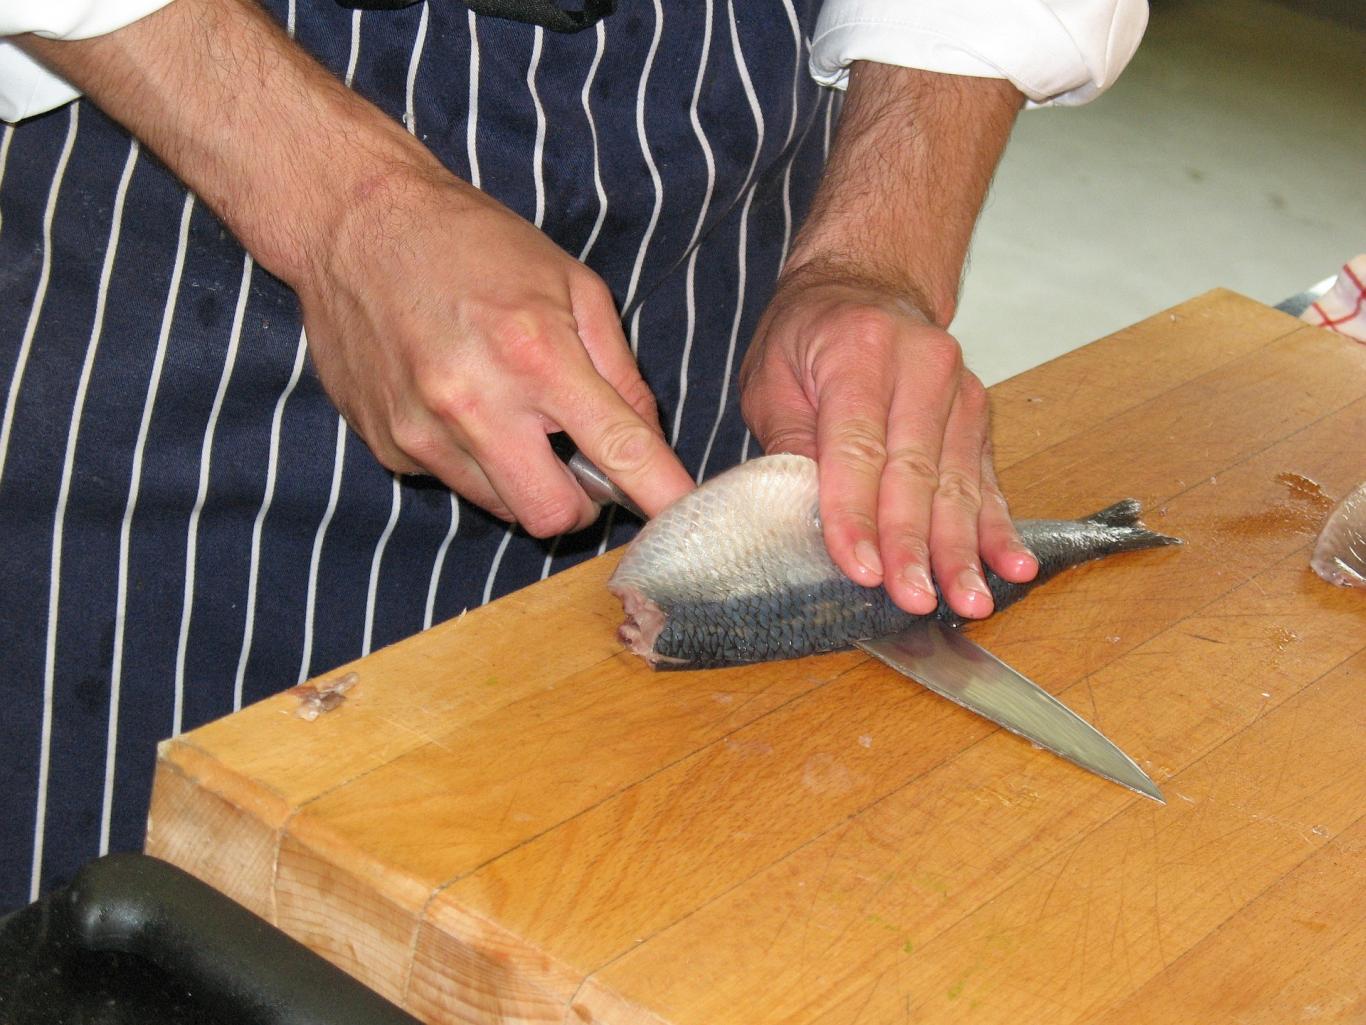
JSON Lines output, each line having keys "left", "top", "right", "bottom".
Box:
{"left": 1, "top": 0, "right": 175, "bottom": 39}
{"left": 1, "top": 0, "right": 175, "bottom": 122}
{"left": 810, "top": 0, "right": 1149, "bottom": 107}
{"left": 0, "top": 44, "right": 80, "bottom": 122}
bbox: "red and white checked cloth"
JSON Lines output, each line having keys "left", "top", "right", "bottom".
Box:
{"left": 1300, "top": 255, "right": 1366, "bottom": 342}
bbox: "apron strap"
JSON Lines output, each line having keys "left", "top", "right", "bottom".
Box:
{"left": 335, "top": 0, "right": 616, "bottom": 33}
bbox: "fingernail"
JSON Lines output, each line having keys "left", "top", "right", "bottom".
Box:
{"left": 956, "top": 568, "right": 991, "bottom": 604}
{"left": 1009, "top": 543, "right": 1039, "bottom": 574}
{"left": 901, "top": 563, "right": 935, "bottom": 600}
{"left": 854, "top": 539, "right": 883, "bottom": 579}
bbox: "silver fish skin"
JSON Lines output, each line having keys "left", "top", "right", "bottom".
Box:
{"left": 609, "top": 454, "right": 1182, "bottom": 669}
{"left": 1311, "top": 480, "right": 1366, "bottom": 588}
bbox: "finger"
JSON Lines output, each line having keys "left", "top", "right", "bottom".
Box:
{"left": 927, "top": 374, "right": 995, "bottom": 619}
{"left": 570, "top": 275, "right": 666, "bottom": 436}
{"left": 978, "top": 439, "right": 1038, "bottom": 583}
{"left": 461, "top": 412, "right": 602, "bottom": 537}
{"left": 386, "top": 413, "right": 518, "bottom": 523}
{"left": 559, "top": 282, "right": 694, "bottom": 514}
{"left": 749, "top": 401, "right": 818, "bottom": 460}
{"left": 871, "top": 347, "right": 962, "bottom": 614}
{"left": 811, "top": 348, "right": 897, "bottom": 588}
{"left": 550, "top": 365, "right": 696, "bottom": 519}
{"left": 740, "top": 364, "right": 818, "bottom": 460}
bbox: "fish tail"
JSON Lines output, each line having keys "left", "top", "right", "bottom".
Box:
{"left": 1082, "top": 499, "right": 1183, "bottom": 551}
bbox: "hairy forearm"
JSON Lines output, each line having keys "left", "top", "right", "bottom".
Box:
{"left": 16, "top": 0, "right": 443, "bottom": 285}
{"left": 787, "top": 63, "right": 1023, "bottom": 328}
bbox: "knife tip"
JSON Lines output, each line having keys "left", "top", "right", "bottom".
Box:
{"left": 1130, "top": 775, "right": 1166, "bottom": 805}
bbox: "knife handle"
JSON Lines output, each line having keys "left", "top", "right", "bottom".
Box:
{"left": 550, "top": 433, "right": 647, "bottom": 520}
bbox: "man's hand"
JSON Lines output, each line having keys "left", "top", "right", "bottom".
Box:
{"left": 297, "top": 167, "right": 691, "bottom": 533}
{"left": 742, "top": 269, "right": 1033, "bottom": 618}
{"left": 18, "top": 0, "right": 693, "bottom": 532}
{"left": 741, "top": 63, "right": 1038, "bottom": 618}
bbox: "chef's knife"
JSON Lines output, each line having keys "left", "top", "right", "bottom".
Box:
{"left": 560, "top": 442, "right": 1162, "bottom": 802}
{"left": 856, "top": 622, "right": 1164, "bottom": 803}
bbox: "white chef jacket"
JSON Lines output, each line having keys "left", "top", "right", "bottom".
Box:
{"left": 1, "top": 0, "right": 1147, "bottom": 122}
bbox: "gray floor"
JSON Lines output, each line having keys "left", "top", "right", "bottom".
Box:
{"left": 954, "top": 0, "right": 1366, "bottom": 386}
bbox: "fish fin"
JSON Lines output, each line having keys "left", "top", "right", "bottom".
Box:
{"left": 1084, "top": 498, "right": 1144, "bottom": 527}
{"left": 1082, "top": 499, "right": 1183, "bottom": 551}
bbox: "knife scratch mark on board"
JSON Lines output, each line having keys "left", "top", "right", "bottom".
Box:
{"left": 376, "top": 714, "right": 456, "bottom": 755}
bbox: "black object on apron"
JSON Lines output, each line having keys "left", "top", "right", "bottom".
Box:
{"left": 336, "top": 0, "right": 615, "bottom": 35}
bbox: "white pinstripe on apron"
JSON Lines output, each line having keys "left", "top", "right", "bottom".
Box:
{"left": 0, "top": 0, "right": 836, "bottom": 908}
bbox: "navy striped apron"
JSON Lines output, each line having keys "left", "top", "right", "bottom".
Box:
{"left": 0, "top": 0, "right": 836, "bottom": 909}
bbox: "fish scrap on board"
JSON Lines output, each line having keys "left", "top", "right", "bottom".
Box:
{"left": 1312, "top": 480, "right": 1366, "bottom": 588}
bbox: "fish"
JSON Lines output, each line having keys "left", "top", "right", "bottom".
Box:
{"left": 608, "top": 454, "right": 1182, "bottom": 669}
{"left": 1311, "top": 480, "right": 1366, "bottom": 588}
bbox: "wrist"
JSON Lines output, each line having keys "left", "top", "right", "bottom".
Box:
{"left": 774, "top": 250, "right": 947, "bottom": 330}
{"left": 787, "top": 62, "right": 1021, "bottom": 330}
{"left": 780, "top": 239, "right": 956, "bottom": 329}
{"left": 248, "top": 107, "right": 448, "bottom": 291}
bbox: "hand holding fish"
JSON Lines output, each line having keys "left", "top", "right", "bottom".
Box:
{"left": 741, "top": 272, "right": 1037, "bottom": 619}
{"left": 739, "top": 62, "right": 1036, "bottom": 618}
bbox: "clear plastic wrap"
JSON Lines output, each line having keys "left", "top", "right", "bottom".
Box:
{"left": 1311, "top": 481, "right": 1366, "bottom": 588}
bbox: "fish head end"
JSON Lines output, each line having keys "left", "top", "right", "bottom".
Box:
{"left": 609, "top": 582, "right": 670, "bottom": 665}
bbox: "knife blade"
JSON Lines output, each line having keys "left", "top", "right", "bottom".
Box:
{"left": 856, "top": 621, "right": 1164, "bottom": 803}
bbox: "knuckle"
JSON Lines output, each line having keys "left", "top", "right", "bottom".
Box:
{"left": 982, "top": 484, "right": 1011, "bottom": 513}
{"left": 576, "top": 272, "right": 618, "bottom": 313}
{"left": 917, "top": 334, "right": 964, "bottom": 379}
{"left": 817, "top": 307, "right": 898, "bottom": 358}
{"left": 936, "top": 469, "right": 982, "bottom": 509}
{"left": 427, "top": 388, "right": 482, "bottom": 427}
{"left": 389, "top": 417, "right": 444, "bottom": 467}
{"left": 891, "top": 532, "right": 931, "bottom": 566}
{"left": 738, "top": 375, "right": 776, "bottom": 423}
{"left": 374, "top": 448, "right": 415, "bottom": 475}
{"left": 618, "top": 375, "right": 660, "bottom": 422}
{"left": 885, "top": 446, "right": 939, "bottom": 487}
{"left": 491, "top": 312, "right": 563, "bottom": 377}
{"left": 957, "top": 373, "right": 988, "bottom": 411}
{"left": 844, "top": 307, "right": 897, "bottom": 340}
{"left": 517, "top": 496, "right": 583, "bottom": 539}
{"left": 828, "top": 425, "right": 887, "bottom": 472}
{"left": 959, "top": 370, "right": 986, "bottom": 398}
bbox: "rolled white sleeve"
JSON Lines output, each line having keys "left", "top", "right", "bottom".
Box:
{"left": 1, "top": 0, "right": 176, "bottom": 122}
{"left": 811, "top": 0, "right": 1149, "bottom": 107}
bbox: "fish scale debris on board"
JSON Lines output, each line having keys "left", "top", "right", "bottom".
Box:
{"left": 608, "top": 454, "right": 1183, "bottom": 669}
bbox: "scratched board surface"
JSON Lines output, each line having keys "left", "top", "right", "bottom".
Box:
{"left": 147, "top": 290, "right": 1366, "bottom": 1025}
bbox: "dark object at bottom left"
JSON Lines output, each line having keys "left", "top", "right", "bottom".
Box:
{"left": 0, "top": 853, "right": 423, "bottom": 1025}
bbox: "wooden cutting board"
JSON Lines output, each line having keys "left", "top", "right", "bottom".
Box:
{"left": 145, "top": 290, "right": 1366, "bottom": 1025}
